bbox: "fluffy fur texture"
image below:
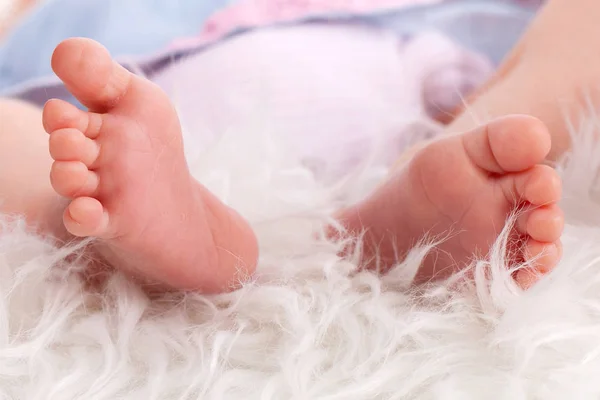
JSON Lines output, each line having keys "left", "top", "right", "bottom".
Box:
{"left": 2, "top": 108, "right": 600, "bottom": 399}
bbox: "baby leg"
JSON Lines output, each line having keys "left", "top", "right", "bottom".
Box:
{"left": 448, "top": 0, "right": 600, "bottom": 161}
{"left": 0, "top": 39, "right": 260, "bottom": 294}
{"left": 0, "top": 98, "right": 66, "bottom": 236}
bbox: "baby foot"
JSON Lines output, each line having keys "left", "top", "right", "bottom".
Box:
{"left": 337, "top": 115, "right": 563, "bottom": 287}
{"left": 43, "top": 38, "right": 258, "bottom": 293}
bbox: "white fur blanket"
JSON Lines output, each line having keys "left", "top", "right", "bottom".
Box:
{"left": 2, "top": 111, "right": 600, "bottom": 399}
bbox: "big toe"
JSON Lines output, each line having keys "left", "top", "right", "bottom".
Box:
{"left": 51, "top": 38, "right": 132, "bottom": 112}
{"left": 463, "top": 115, "right": 551, "bottom": 173}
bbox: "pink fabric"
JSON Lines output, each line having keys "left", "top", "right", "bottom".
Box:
{"left": 170, "top": 0, "right": 441, "bottom": 50}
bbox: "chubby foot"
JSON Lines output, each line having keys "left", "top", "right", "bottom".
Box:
{"left": 43, "top": 38, "right": 258, "bottom": 292}
{"left": 337, "top": 115, "right": 563, "bottom": 287}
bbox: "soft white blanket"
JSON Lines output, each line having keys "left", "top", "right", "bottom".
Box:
{"left": 2, "top": 111, "right": 600, "bottom": 399}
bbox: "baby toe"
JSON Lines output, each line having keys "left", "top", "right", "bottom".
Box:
{"left": 50, "top": 161, "right": 99, "bottom": 197}
{"left": 500, "top": 164, "right": 562, "bottom": 206}
{"left": 64, "top": 197, "right": 109, "bottom": 237}
{"left": 524, "top": 238, "right": 562, "bottom": 274}
{"left": 43, "top": 99, "right": 89, "bottom": 133}
{"left": 49, "top": 128, "right": 99, "bottom": 166}
{"left": 522, "top": 164, "right": 562, "bottom": 205}
{"left": 515, "top": 268, "right": 542, "bottom": 290}
{"left": 515, "top": 239, "right": 562, "bottom": 289}
{"left": 463, "top": 115, "right": 550, "bottom": 173}
{"left": 52, "top": 38, "right": 132, "bottom": 112}
{"left": 516, "top": 204, "right": 564, "bottom": 242}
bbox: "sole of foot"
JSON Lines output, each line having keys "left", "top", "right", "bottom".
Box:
{"left": 337, "top": 115, "right": 563, "bottom": 288}
{"left": 43, "top": 38, "right": 259, "bottom": 293}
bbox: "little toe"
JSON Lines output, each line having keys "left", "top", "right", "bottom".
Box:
{"left": 463, "top": 115, "right": 551, "bottom": 173}
{"left": 516, "top": 204, "right": 564, "bottom": 243}
{"left": 49, "top": 128, "right": 100, "bottom": 166}
{"left": 50, "top": 161, "right": 99, "bottom": 197}
{"left": 64, "top": 197, "right": 109, "bottom": 237}
{"left": 51, "top": 38, "right": 132, "bottom": 112}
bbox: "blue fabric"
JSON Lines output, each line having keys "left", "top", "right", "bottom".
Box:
{"left": 266, "top": 0, "right": 534, "bottom": 64}
{"left": 0, "top": 0, "right": 232, "bottom": 92}
{"left": 0, "top": 0, "right": 535, "bottom": 105}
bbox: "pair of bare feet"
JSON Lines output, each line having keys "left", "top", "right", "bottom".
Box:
{"left": 42, "top": 38, "right": 562, "bottom": 293}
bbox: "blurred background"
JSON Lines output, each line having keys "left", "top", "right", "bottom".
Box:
{"left": 0, "top": 0, "right": 37, "bottom": 38}
{"left": 0, "top": 0, "right": 43, "bottom": 38}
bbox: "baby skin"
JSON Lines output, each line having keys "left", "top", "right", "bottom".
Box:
{"left": 42, "top": 38, "right": 562, "bottom": 292}
{"left": 336, "top": 116, "right": 563, "bottom": 287}
{"left": 44, "top": 38, "right": 258, "bottom": 293}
